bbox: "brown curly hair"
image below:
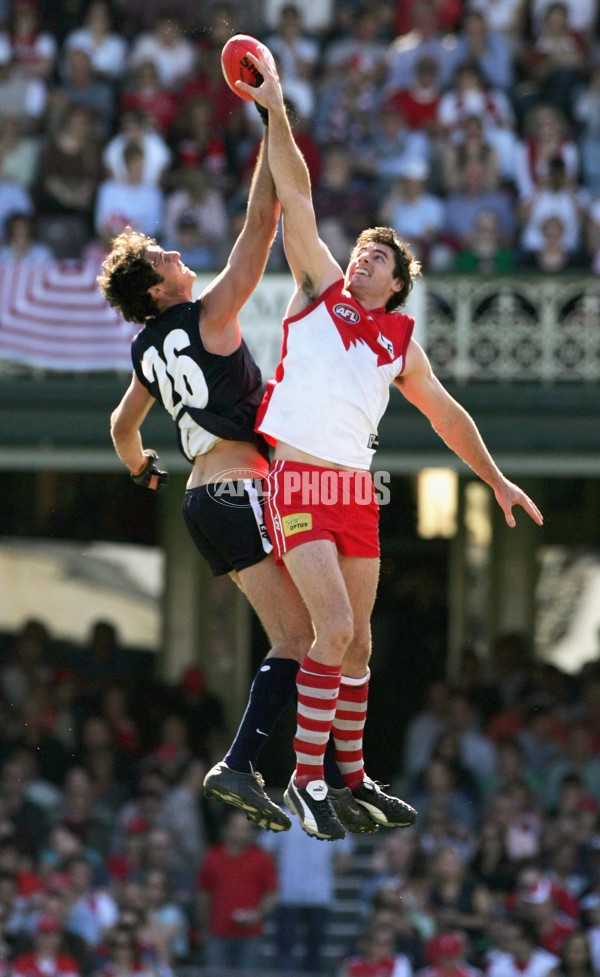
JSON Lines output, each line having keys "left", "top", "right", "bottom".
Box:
{"left": 97, "top": 228, "right": 163, "bottom": 324}
{"left": 351, "top": 227, "right": 421, "bottom": 311}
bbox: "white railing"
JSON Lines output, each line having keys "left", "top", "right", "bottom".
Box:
{"left": 1, "top": 270, "right": 599, "bottom": 382}
{"left": 424, "top": 275, "right": 600, "bottom": 384}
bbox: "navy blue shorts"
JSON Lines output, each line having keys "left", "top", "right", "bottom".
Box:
{"left": 182, "top": 479, "right": 273, "bottom": 577}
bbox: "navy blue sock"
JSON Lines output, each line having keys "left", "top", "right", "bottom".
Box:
{"left": 324, "top": 736, "right": 345, "bottom": 788}
{"left": 225, "top": 657, "right": 300, "bottom": 772}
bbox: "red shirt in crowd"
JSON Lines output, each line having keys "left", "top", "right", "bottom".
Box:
{"left": 197, "top": 842, "right": 277, "bottom": 939}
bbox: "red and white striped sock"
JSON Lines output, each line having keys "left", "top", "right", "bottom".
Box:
{"left": 293, "top": 655, "right": 341, "bottom": 787}
{"left": 332, "top": 670, "right": 370, "bottom": 791}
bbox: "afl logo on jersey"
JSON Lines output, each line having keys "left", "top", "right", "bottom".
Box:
{"left": 333, "top": 303, "right": 360, "bottom": 324}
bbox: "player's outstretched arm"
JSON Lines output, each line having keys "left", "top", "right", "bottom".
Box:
{"left": 395, "top": 340, "right": 544, "bottom": 528}
{"left": 238, "top": 51, "right": 341, "bottom": 300}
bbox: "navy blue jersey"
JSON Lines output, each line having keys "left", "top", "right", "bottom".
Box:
{"left": 131, "top": 300, "right": 267, "bottom": 463}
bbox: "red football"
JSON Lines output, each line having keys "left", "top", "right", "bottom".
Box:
{"left": 221, "top": 34, "right": 275, "bottom": 102}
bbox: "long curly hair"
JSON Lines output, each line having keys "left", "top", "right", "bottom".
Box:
{"left": 97, "top": 227, "right": 163, "bottom": 324}
{"left": 351, "top": 227, "right": 421, "bottom": 311}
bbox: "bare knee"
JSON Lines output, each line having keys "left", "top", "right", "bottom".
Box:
{"left": 343, "top": 633, "right": 371, "bottom": 678}
{"left": 268, "top": 627, "right": 314, "bottom": 664}
{"left": 317, "top": 613, "right": 354, "bottom": 661}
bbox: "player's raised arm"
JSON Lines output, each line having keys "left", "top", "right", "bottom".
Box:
{"left": 238, "top": 50, "right": 342, "bottom": 303}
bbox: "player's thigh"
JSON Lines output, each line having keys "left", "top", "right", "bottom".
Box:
{"left": 235, "top": 555, "right": 313, "bottom": 658}
{"left": 282, "top": 538, "right": 353, "bottom": 640}
{"left": 338, "top": 555, "right": 380, "bottom": 676}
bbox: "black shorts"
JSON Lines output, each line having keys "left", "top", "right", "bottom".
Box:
{"left": 182, "top": 479, "right": 273, "bottom": 577}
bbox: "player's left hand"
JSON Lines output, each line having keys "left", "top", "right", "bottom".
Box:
{"left": 130, "top": 449, "right": 169, "bottom": 491}
{"left": 494, "top": 479, "right": 543, "bottom": 528}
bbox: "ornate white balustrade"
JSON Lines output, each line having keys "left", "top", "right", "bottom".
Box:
{"left": 424, "top": 275, "right": 600, "bottom": 384}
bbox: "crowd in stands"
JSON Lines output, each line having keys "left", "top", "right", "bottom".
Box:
{"left": 0, "top": 0, "right": 600, "bottom": 273}
{"left": 3, "top": 618, "right": 600, "bottom": 975}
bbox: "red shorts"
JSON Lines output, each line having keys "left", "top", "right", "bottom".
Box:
{"left": 264, "top": 460, "right": 380, "bottom": 563}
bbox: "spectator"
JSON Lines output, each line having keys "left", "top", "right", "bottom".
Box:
{"left": 171, "top": 96, "right": 228, "bottom": 187}
{"left": 176, "top": 666, "right": 227, "bottom": 765}
{"left": 162, "top": 166, "right": 228, "bottom": 271}
{"left": 453, "top": 209, "right": 516, "bottom": 274}
{"left": 119, "top": 60, "right": 177, "bottom": 137}
{"left": 5, "top": 0, "right": 57, "bottom": 81}
{"left": 0, "top": 619, "right": 51, "bottom": 707}
{"left": 355, "top": 102, "right": 430, "bottom": 199}
{"left": 514, "top": 701, "right": 569, "bottom": 780}
{"left": 11, "top": 915, "right": 81, "bottom": 977}
{"left": 401, "top": 682, "right": 451, "bottom": 788}
{"left": 0, "top": 760, "right": 48, "bottom": 864}
{"left": 360, "top": 829, "right": 421, "bottom": 915}
{"left": 322, "top": 8, "right": 389, "bottom": 83}
{"left": 469, "top": 822, "right": 517, "bottom": 898}
{"left": 0, "top": 209, "right": 53, "bottom": 263}
{"left": 261, "top": 801, "right": 353, "bottom": 973}
{"left": 34, "top": 103, "right": 101, "bottom": 240}
{"left": 0, "top": 34, "right": 45, "bottom": 133}
{"left": 385, "top": 55, "right": 443, "bottom": 142}
{"left": 312, "top": 143, "right": 377, "bottom": 264}
{"left": 453, "top": 10, "right": 514, "bottom": 92}
{"left": 440, "top": 114, "right": 502, "bottom": 195}
{"left": 261, "top": 0, "right": 335, "bottom": 36}
{"left": 58, "top": 767, "right": 113, "bottom": 861}
{"left": 425, "top": 845, "right": 493, "bottom": 940}
{"left": 481, "top": 736, "right": 538, "bottom": 799}
{"left": 529, "top": 0, "right": 596, "bottom": 37}
{"left": 418, "top": 930, "right": 483, "bottom": 977}
{"left": 436, "top": 63, "right": 517, "bottom": 187}
{"left": 465, "top": 0, "right": 526, "bottom": 56}
{"left": 340, "top": 921, "right": 414, "bottom": 977}
{"left": 142, "top": 828, "right": 196, "bottom": 914}
{"left": 63, "top": 1, "right": 128, "bottom": 82}
{"left": 7, "top": 689, "right": 72, "bottom": 788}
{"left": 49, "top": 47, "right": 115, "bottom": 139}
{"left": 519, "top": 878, "right": 578, "bottom": 956}
{"left": 94, "top": 141, "right": 164, "bottom": 243}
{"left": 442, "top": 156, "right": 515, "bottom": 262}
{"left": 386, "top": 0, "right": 460, "bottom": 92}
{"left": 93, "top": 923, "right": 161, "bottom": 977}
{"left": 573, "top": 66, "right": 600, "bottom": 196}
{"left": 378, "top": 158, "right": 444, "bottom": 265}
{"left": 142, "top": 868, "right": 189, "bottom": 964}
{"left": 62, "top": 854, "right": 118, "bottom": 951}
{"left": 264, "top": 3, "right": 319, "bottom": 121}
{"left": 519, "top": 2, "right": 589, "bottom": 122}
{"left": 411, "top": 757, "right": 479, "bottom": 834}
{"left": 196, "top": 810, "right": 277, "bottom": 972}
{"left": 444, "top": 691, "right": 498, "bottom": 797}
{"left": 487, "top": 917, "right": 560, "bottom": 977}
{"left": 0, "top": 113, "right": 40, "bottom": 190}
{"left": 513, "top": 104, "right": 579, "bottom": 203}
{"left": 520, "top": 215, "right": 585, "bottom": 273}
{"left": 127, "top": 14, "right": 196, "bottom": 91}
{"left": 549, "top": 929, "right": 597, "bottom": 977}
{"left": 102, "top": 110, "right": 171, "bottom": 188}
